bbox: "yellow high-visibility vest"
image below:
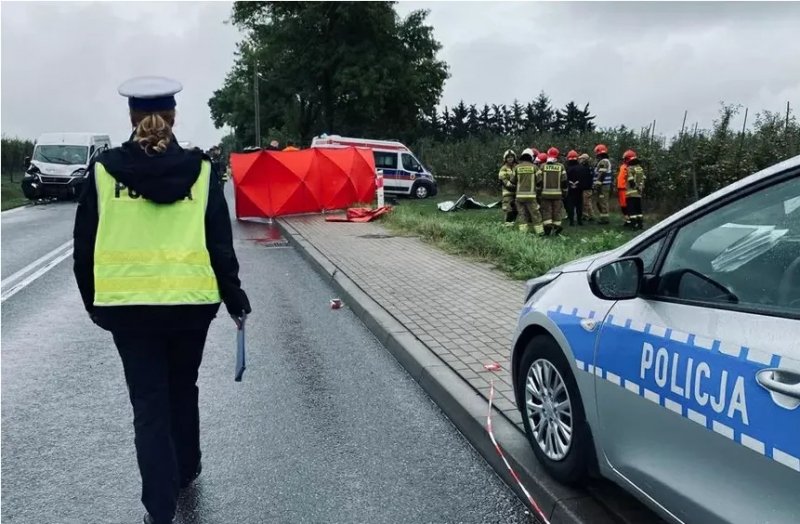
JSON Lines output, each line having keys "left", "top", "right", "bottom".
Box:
{"left": 93, "top": 160, "right": 221, "bottom": 306}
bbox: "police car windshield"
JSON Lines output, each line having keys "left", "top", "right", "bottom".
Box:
{"left": 33, "top": 145, "right": 89, "bottom": 165}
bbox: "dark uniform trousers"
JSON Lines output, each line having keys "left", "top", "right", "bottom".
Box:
{"left": 113, "top": 326, "right": 210, "bottom": 522}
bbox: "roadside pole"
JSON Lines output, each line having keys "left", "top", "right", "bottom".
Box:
{"left": 376, "top": 170, "right": 385, "bottom": 208}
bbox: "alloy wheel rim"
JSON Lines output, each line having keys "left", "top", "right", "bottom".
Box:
{"left": 524, "top": 358, "right": 573, "bottom": 461}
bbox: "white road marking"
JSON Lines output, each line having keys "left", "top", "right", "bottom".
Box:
{"left": 1, "top": 247, "right": 74, "bottom": 303}
{"left": 1, "top": 239, "right": 73, "bottom": 291}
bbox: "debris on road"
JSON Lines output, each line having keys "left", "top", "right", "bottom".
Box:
{"left": 330, "top": 298, "right": 343, "bottom": 309}
{"left": 483, "top": 363, "right": 501, "bottom": 372}
{"left": 437, "top": 194, "right": 500, "bottom": 212}
{"left": 324, "top": 206, "right": 393, "bottom": 223}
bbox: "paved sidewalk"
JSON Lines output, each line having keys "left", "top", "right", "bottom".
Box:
{"left": 282, "top": 214, "right": 527, "bottom": 428}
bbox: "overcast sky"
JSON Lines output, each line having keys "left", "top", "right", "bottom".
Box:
{"left": 2, "top": 1, "right": 799, "bottom": 148}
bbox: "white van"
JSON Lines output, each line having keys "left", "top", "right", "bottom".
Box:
{"left": 23, "top": 132, "right": 111, "bottom": 200}
{"left": 310, "top": 135, "right": 438, "bottom": 199}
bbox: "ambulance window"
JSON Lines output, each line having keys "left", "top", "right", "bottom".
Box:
{"left": 402, "top": 153, "right": 422, "bottom": 172}
{"left": 374, "top": 152, "right": 397, "bottom": 169}
{"left": 655, "top": 173, "right": 800, "bottom": 317}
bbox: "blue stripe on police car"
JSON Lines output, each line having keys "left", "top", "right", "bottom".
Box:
{"left": 545, "top": 305, "right": 800, "bottom": 474}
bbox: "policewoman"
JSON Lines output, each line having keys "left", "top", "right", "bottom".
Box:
{"left": 72, "top": 76, "right": 251, "bottom": 524}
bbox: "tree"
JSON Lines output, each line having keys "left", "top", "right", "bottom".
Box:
{"left": 451, "top": 101, "right": 469, "bottom": 140}
{"left": 530, "top": 91, "right": 555, "bottom": 134}
{"left": 509, "top": 100, "right": 524, "bottom": 135}
{"left": 209, "top": 2, "right": 450, "bottom": 145}
{"left": 477, "top": 104, "right": 492, "bottom": 134}
{"left": 466, "top": 104, "right": 480, "bottom": 136}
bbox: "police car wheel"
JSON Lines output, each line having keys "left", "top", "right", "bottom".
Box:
{"left": 412, "top": 181, "right": 432, "bottom": 199}
{"left": 518, "top": 334, "right": 592, "bottom": 485}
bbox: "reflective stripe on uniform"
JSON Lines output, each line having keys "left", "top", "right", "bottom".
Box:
{"left": 93, "top": 160, "right": 221, "bottom": 306}
{"left": 541, "top": 163, "right": 563, "bottom": 198}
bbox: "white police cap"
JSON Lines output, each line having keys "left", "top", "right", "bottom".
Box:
{"left": 118, "top": 76, "right": 183, "bottom": 112}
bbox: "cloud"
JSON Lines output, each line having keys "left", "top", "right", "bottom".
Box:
{"left": 1, "top": 1, "right": 242, "bottom": 148}
{"left": 2, "top": 1, "right": 798, "bottom": 147}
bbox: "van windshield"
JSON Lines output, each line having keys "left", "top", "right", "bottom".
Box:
{"left": 33, "top": 145, "right": 89, "bottom": 165}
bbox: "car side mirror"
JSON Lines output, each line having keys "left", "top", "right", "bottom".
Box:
{"left": 24, "top": 155, "right": 31, "bottom": 169}
{"left": 589, "top": 256, "right": 643, "bottom": 301}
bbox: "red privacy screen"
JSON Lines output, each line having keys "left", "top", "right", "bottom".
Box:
{"left": 230, "top": 147, "right": 377, "bottom": 219}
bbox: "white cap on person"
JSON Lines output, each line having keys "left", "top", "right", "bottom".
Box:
{"left": 118, "top": 76, "right": 183, "bottom": 112}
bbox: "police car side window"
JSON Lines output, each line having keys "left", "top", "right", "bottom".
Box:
{"left": 374, "top": 152, "right": 397, "bottom": 170}
{"left": 655, "top": 174, "right": 800, "bottom": 317}
{"left": 634, "top": 237, "right": 665, "bottom": 274}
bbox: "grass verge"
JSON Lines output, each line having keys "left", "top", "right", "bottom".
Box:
{"left": 1, "top": 172, "right": 28, "bottom": 211}
{"left": 381, "top": 195, "right": 645, "bottom": 280}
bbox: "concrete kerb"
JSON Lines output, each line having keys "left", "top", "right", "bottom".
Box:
{"left": 276, "top": 218, "right": 616, "bottom": 524}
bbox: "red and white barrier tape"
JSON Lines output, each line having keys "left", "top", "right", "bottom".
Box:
{"left": 483, "top": 363, "right": 551, "bottom": 524}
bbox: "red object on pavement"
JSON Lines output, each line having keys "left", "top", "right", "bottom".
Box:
{"left": 324, "top": 206, "right": 393, "bottom": 223}
{"left": 484, "top": 363, "right": 501, "bottom": 372}
{"left": 229, "top": 147, "right": 377, "bottom": 219}
{"left": 330, "top": 299, "right": 343, "bottom": 309}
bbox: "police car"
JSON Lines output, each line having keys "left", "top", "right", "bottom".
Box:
{"left": 310, "top": 135, "right": 438, "bottom": 199}
{"left": 511, "top": 155, "right": 800, "bottom": 524}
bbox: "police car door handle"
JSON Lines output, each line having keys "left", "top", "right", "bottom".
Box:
{"left": 756, "top": 369, "right": 800, "bottom": 400}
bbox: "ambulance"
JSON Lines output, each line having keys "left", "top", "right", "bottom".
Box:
{"left": 310, "top": 135, "right": 438, "bottom": 199}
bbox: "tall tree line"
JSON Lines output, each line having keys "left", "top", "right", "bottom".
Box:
{"left": 424, "top": 92, "right": 596, "bottom": 142}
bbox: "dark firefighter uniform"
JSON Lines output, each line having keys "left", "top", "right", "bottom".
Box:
{"left": 499, "top": 150, "right": 517, "bottom": 226}
{"left": 592, "top": 146, "right": 613, "bottom": 224}
{"left": 73, "top": 77, "right": 251, "bottom": 524}
{"left": 513, "top": 149, "right": 544, "bottom": 235}
{"left": 537, "top": 157, "right": 568, "bottom": 235}
{"left": 625, "top": 155, "right": 646, "bottom": 230}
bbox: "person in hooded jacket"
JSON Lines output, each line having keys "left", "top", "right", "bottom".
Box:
{"left": 72, "top": 76, "right": 251, "bottom": 524}
{"left": 564, "top": 150, "right": 584, "bottom": 226}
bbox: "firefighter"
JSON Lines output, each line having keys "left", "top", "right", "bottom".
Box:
{"left": 592, "top": 144, "right": 613, "bottom": 224}
{"left": 578, "top": 153, "right": 594, "bottom": 222}
{"left": 564, "top": 150, "right": 583, "bottom": 226}
{"left": 624, "top": 149, "right": 646, "bottom": 230}
{"left": 499, "top": 150, "right": 518, "bottom": 226}
{"left": 538, "top": 147, "right": 568, "bottom": 236}
{"left": 514, "top": 148, "right": 544, "bottom": 235}
{"left": 617, "top": 151, "right": 630, "bottom": 227}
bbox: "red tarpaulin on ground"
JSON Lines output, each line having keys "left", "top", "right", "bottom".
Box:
{"left": 324, "top": 206, "right": 393, "bottom": 222}
{"left": 230, "top": 147, "right": 377, "bottom": 219}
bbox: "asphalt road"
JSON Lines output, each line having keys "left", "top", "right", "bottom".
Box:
{"left": 1, "top": 202, "right": 77, "bottom": 280}
{"left": 1, "top": 191, "right": 534, "bottom": 524}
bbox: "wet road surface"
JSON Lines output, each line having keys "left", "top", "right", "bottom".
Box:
{"left": 1, "top": 202, "right": 77, "bottom": 280}
{"left": 1, "top": 192, "right": 534, "bottom": 524}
